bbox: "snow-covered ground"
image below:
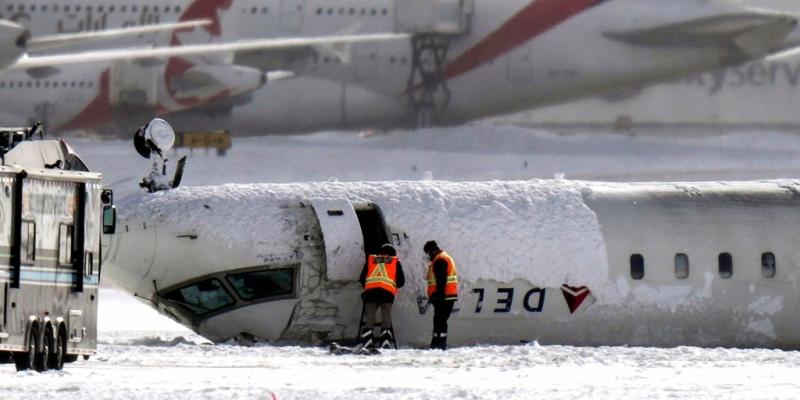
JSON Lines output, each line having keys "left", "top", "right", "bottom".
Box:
{"left": 5, "top": 330, "right": 800, "bottom": 399}
{"left": 6, "top": 123, "right": 800, "bottom": 398}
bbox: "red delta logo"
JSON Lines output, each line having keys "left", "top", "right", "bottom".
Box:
{"left": 560, "top": 285, "right": 593, "bottom": 314}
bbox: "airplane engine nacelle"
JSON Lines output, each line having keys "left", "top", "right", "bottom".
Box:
{"left": 0, "top": 20, "right": 28, "bottom": 71}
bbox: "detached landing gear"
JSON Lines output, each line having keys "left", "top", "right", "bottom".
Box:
{"left": 406, "top": 35, "right": 451, "bottom": 128}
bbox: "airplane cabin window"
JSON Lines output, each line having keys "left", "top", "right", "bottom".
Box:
{"left": 162, "top": 279, "right": 235, "bottom": 316}
{"left": 674, "top": 253, "right": 689, "bottom": 279}
{"left": 226, "top": 268, "right": 294, "bottom": 301}
{"left": 630, "top": 254, "right": 644, "bottom": 280}
{"left": 761, "top": 252, "right": 776, "bottom": 278}
{"left": 719, "top": 252, "right": 733, "bottom": 278}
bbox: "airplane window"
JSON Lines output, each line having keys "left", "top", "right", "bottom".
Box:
{"left": 349, "top": 8, "right": 355, "bottom": 15}
{"left": 370, "top": 8, "right": 376, "bottom": 16}
{"left": 44, "top": 81, "right": 49, "bottom": 88}
{"left": 175, "top": 6, "right": 181, "bottom": 13}
{"left": 327, "top": 8, "right": 333, "bottom": 15}
{"left": 360, "top": 8, "right": 366, "bottom": 15}
{"left": 29, "top": 5, "right": 35, "bottom": 11}
{"left": 630, "top": 254, "right": 644, "bottom": 280}
{"left": 75, "top": 5, "right": 81, "bottom": 11}
{"left": 86, "top": 6, "right": 92, "bottom": 12}
{"left": 674, "top": 253, "right": 689, "bottom": 279}
{"left": 153, "top": 6, "right": 159, "bottom": 12}
{"left": 34, "top": 81, "right": 40, "bottom": 88}
{"left": 121, "top": 5, "right": 127, "bottom": 12}
{"left": 142, "top": 6, "right": 148, "bottom": 12}
{"left": 382, "top": 8, "right": 388, "bottom": 15}
{"left": 98, "top": 6, "right": 104, "bottom": 12}
{"left": 25, "top": 81, "right": 31, "bottom": 88}
{"left": 79, "top": 82, "right": 85, "bottom": 88}
{"left": 251, "top": 6, "right": 257, "bottom": 14}
{"left": 132, "top": 6, "right": 137, "bottom": 12}
{"left": 6, "top": 5, "right": 11, "bottom": 12}
{"left": 42, "top": 5, "right": 47, "bottom": 12}
{"left": 53, "top": 5, "right": 58, "bottom": 12}
{"left": 0, "top": 82, "right": 5, "bottom": 89}
{"left": 761, "top": 252, "right": 776, "bottom": 278}
{"left": 162, "top": 278, "right": 235, "bottom": 316}
{"left": 164, "top": 6, "right": 171, "bottom": 13}
{"left": 18, "top": 4, "right": 24, "bottom": 11}
{"left": 719, "top": 252, "right": 733, "bottom": 279}
{"left": 262, "top": 7, "right": 267, "bottom": 14}
{"left": 226, "top": 268, "right": 294, "bottom": 301}
{"left": 64, "top": 5, "right": 70, "bottom": 12}
{"left": 316, "top": 7, "right": 322, "bottom": 15}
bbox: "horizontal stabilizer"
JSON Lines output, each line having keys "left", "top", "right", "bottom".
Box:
{"left": 604, "top": 13, "right": 797, "bottom": 57}
{"left": 11, "top": 32, "right": 410, "bottom": 71}
{"left": 27, "top": 19, "right": 212, "bottom": 52}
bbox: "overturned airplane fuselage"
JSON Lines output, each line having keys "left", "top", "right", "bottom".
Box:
{"left": 102, "top": 179, "right": 800, "bottom": 348}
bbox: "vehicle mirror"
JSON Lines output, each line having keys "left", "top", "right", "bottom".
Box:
{"left": 103, "top": 205, "right": 116, "bottom": 234}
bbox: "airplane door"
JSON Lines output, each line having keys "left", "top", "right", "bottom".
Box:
{"left": 507, "top": 48, "right": 534, "bottom": 82}
{"left": 353, "top": 43, "right": 378, "bottom": 81}
{"left": 309, "top": 199, "right": 365, "bottom": 281}
{"left": 280, "top": 0, "right": 305, "bottom": 32}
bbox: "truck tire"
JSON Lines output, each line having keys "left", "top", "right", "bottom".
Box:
{"left": 13, "top": 324, "right": 38, "bottom": 371}
{"left": 35, "top": 325, "right": 52, "bottom": 372}
{"left": 48, "top": 329, "right": 65, "bottom": 370}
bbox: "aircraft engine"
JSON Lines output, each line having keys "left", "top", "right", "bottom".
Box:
{"left": 0, "top": 20, "right": 28, "bottom": 71}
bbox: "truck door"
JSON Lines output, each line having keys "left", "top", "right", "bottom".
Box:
{"left": 309, "top": 199, "right": 365, "bottom": 281}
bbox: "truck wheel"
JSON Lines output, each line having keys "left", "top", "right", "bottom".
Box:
{"left": 49, "top": 330, "right": 65, "bottom": 370}
{"left": 35, "top": 325, "right": 52, "bottom": 372}
{"left": 13, "top": 325, "right": 38, "bottom": 371}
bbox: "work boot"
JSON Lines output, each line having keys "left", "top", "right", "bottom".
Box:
{"left": 359, "top": 327, "right": 374, "bottom": 349}
{"left": 430, "top": 333, "right": 448, "bottom": 350}
{"left": 379, "top": 328, "right": 396, "bottom": 349}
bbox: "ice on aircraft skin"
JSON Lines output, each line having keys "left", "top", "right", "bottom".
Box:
{"left": 101, "top": 176, "right": 800, "bottom": 349}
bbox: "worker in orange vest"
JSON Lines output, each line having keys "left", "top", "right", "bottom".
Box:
{"left": 359, "top": 243, "right": 405, "bottom": 349}
{"left": 424, "top": 240, "right": 458, "bottom": 350}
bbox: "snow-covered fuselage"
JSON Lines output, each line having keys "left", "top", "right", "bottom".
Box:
{"left": 103, "top": 180, "right": 800, "bottom": 348}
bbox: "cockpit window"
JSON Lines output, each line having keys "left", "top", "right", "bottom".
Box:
{"left": 226, "top": 268, "right": 294, "bottom": 301}
{"left": 162, "top": 279, "right": 235, "bottom": 316}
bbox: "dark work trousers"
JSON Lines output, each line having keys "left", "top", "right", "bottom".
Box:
{"left": 432, "top": 300, "right": 455, "bottom": 336}
{"left": 365, "top": 302, "right": 393, "bottom": 329}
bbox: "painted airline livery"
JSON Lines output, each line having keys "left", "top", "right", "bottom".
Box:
{"left": 0, "top": 0, "right": 797, "bottom": 133}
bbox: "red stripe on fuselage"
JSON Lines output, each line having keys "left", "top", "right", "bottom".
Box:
{"left": 444, "top": 0, "right": 604, "bottom": 80}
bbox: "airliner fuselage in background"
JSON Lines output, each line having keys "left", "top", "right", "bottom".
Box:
{"left": 0, "top": 0, "right": 797, "bottom": 134}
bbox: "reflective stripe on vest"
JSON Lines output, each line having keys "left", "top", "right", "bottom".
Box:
{"left": 364, "top": 255, "right": 398, "bottom": 295}
{"left": 427, "top": 251, "right": 458, "bottom": 300}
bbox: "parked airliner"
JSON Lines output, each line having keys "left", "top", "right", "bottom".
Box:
{"left": 0, "top": 0, "right": 798, "bottom": 133}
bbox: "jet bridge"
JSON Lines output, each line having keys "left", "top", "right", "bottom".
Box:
{"left": 396, "top": 0, "right": 474, "bottom": 127}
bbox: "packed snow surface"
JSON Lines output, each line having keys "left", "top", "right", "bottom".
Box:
{"left": 4, "top": 330, "right": 800, "bottom": 399}
{"left": 8, "top": 123, "right": 800, "bottom": 397}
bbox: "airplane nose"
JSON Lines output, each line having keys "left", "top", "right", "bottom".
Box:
{"left": 733, "top": 12, "right": 799, "bottom": 57}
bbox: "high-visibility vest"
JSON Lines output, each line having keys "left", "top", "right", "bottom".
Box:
{"left": 364, "top": 255, "right": 398, "bottom": 295}
{"left": 427, "top": 251, "right": 458, "bottom": 300}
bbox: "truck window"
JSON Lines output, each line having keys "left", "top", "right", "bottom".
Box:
{"left": 162, "top": 279, "right": 235, "bottom": 316}
{"left": 226, "top": 268, "right": 294, "bottom": 301}
{"left": 58, "top": 223, "right": 73, "bottom": 266}
{"left": 21, "top": 220, "right": 35, "bottom": 263}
